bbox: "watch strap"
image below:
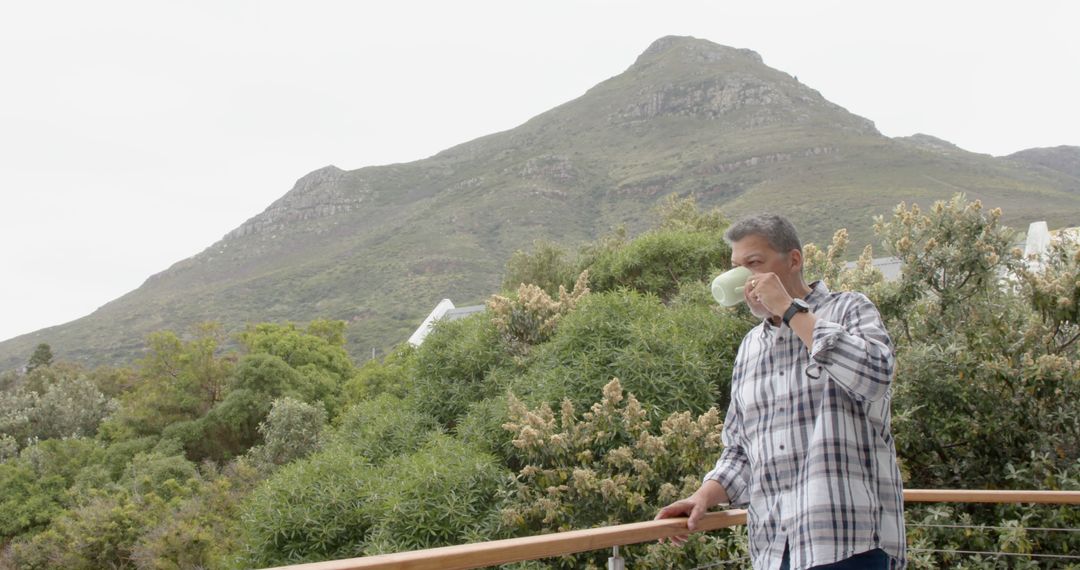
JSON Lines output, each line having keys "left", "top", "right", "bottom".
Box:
{"left": 782, "top": 300, "right": 809, "bottom": 326}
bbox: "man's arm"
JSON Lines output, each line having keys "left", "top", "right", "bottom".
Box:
{"left": 656, "top": 396, "right": 749, "bottom": 544}
{"left": 748, "top": 273, "right": 895, "bottom": 402}
{"left": 789, "top": 293, "right": 895, "bottom": 402}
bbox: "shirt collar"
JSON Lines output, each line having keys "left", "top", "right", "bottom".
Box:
{"left": 805, "top": 280, "right": 830, "bottom": 310}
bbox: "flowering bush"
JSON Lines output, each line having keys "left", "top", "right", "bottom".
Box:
{"left": 498, "top": 378, "right": 747, "bottom": 568}
{"left": 488, "top": 270, "right": 590, "bottom": 350}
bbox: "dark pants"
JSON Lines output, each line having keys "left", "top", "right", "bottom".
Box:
{"left": 779, "top": 543, "right": 890, "bottom": 570}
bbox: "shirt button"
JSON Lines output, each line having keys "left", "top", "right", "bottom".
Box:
{"left": 781, "top": 526, "right": 787, "bottom": 532}
{"left": 779, "top": 444, "right": 785, "bottom": 450}
{"left": 778, "top": 407, "right": 785, "bottom": 412}
{"left": 779, "top": 370, "right": 785, "bottom": 376}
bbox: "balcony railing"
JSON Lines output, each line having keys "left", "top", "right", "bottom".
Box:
{"left": 262, "top": 489, "right": 1080, "bottom": 570}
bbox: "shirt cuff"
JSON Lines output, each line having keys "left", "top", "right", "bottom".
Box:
{"left": 704, "top": 462, "right": 749, "bottom": 507}
{"left": 808, "top": 318, "right": 845, "bottom": 362}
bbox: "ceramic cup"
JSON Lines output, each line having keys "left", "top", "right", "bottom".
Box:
{"left": 710, "top": 266, "right": 752, "bottom": 307}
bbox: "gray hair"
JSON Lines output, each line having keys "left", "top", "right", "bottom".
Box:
{"left": 723, "top": 213, "right": 802, "bottom": 254}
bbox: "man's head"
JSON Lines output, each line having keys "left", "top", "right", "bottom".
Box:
{"left": 724, "top": 214, "right": 808, "bottom": 309}
{"left": 724, "top": 213, "right": 802, "bottom": 261}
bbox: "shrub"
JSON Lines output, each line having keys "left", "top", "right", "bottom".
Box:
{"left": 802, "top": 229, "right": 887, "bottom": 300}
{"left": 0, "top": 438, "right": 103, "bottom": 540}
{"left": 502, "top": 240, "right": 578, "bottom": 297}
{"left": 32, "top": 375, "right": 116, "bottom": 440}
{"left": 238, "top": 321, "right": 354, "bottom": 387}
{"left": 168, "top": 352, "right": 340, "bottom": 462}
{"left": 235, "top": 445, "right": 378, "bottom": 567}
{"left": 234, "top": 393, "right": 449, "bottom": 566}
{"left": 410, "top": 315, "right": 512, "bottom": 427}
{"left": 582, "top": 229, "right": 731, "bottom": 302}
{"left": 326, "top": 394, "right": 439, "bottom": 464}
{"left": 228, "top": 353, "right": 305, "bottom": 398}
{"left": 516, "top": 290, "right": 747, "bottom": 419}
{"left": 487, "top": 270, "right": 590, "bottom": 350}
{"left": 100, "top": 327, "right": 233, "bottom": 441}
{"left": 363, "top": 436, "right": 509, "bottom": 554}
{"left": 455, "top": 396, "right": 517, "bottom": 462}
{"left": 343, "top": 344, "right": 417, "bottom": 404}
{"left": 653, "top": 193, "right": 729, "bottom": 234}
{"left": 246, "top": 397, "right": 327, "bottom": 471}
{"left": 1018, "top": 237, "right": 1080, "bottom": 354}
{"left": 874, "top": 195, "right": 1018, "bottom": 334}
{"left": 0, "top": 367, "right": 115, "bottom": 448}
{"left": 4, "top": 492, "right": 170, "bottom": 570}
{"left": 121, "top": 451, "right": 200, "bottom": 502}
{"left": 0, "top": 386, "right": 36, "bottom": 445}
{"left": 100, "top": 437, "right": 160, "bottom": 480}
{"left": 498, "top": 378, "right": 746, "bottom": 567}
{"left": 129, "top": 461, "right": 260, "bottom": 570}
{"left": 0, "top": 434, "right": 17, "bottom": 462}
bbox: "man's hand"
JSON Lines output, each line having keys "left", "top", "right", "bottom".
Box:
{"left": 744, "top": 271, "right": 792, "bottom": 319}
{"left": 654, "top": 496, "right": 709, "bottom": 546}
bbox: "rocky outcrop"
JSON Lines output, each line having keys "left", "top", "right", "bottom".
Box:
{"left": 635, "top": 35, "right": 763, "bottom": 67}
{"left": 515, "top": 155, "right": 577, "bottom": 184}
{"left": 226, "top": 166, "right": 366, "bottom": 239}
{"left": 895, "top": 133, "right": 964, "bottom": 155}
{"left": 611, "top": 77, "right": 790, "bottom": 123}
{"left": 609, "top": 36, "right": 877, "bottom": 135}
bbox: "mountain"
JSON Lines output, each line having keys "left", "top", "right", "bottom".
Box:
{"left": 3, "top": 35, "right": 1080, "bottom": 371}
{"left": 1006, "top": 146, "right": 1080, "bottom": 180}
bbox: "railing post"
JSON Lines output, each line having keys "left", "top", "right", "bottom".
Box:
{"left": 608, "top": 545, "right": 626, "bottom": 570}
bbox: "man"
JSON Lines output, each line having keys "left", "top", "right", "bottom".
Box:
{"left": 656, "top": 214, "right": 906, "bottom": 569}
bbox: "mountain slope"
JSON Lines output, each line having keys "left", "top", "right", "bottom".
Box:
{"left": 3, "top": 35, "right": 1079, "bottom": 370}
{"left": 1006, "top": 146, "right": 1080, "bottom": 180}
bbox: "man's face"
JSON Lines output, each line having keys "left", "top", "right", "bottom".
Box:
{"left": 730, "top": 234, "right": 801, "bottom": 319}
{"left": 730, "top": 234, "right": 796, "bottom": 278}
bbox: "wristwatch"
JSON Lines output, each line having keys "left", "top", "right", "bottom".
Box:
{"left": 782, "top": 298, "right": 810, "bottom": 326}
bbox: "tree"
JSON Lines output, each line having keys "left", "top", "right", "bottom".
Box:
{"left": 26, "top": 343, "right": 53, "bottom": 373}
{"left": 873, "top": 194, "right": 1018, "bottom": 341}
{"left": 238, "top": 320, "right": 354, "bottom": 416}
{"left": 101, "top": 325, "right": 234, "bottom": 441}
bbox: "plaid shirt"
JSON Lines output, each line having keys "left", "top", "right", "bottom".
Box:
{"left": 705, "top": 281, "right": 906, "bottom": 570}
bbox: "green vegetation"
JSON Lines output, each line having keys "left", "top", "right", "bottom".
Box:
{"left": 0, "top": 195, "right": 1077, "bottom": 568}
{"left": 26, "top": 344, "right": 52, "bottom": 373}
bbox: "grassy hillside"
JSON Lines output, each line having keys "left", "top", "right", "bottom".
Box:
{"left": 1006, "top": 145, "right": 1080, "bottom": 179}
{"left": 2, "top": 35, "right": 1079, "bottom": 370}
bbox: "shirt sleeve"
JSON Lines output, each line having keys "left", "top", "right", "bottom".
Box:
{"left": 704, "top": 396, "right": 751, "bottom": 507}
{"left": 805, "top": 293, "right": 895, "bottom": 402}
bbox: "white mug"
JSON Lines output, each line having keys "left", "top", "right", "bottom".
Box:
{"left": 710, "top": 266, "right": 752, "bottom": 307}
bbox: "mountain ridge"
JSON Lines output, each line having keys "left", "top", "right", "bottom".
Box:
{"left": 1006, "top": 145, "right": 1080, "bottom": 180}
{"left": 2, "top": 35, "right": 1078, "bottom": 370}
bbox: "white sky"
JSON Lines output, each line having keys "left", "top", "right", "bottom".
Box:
{"left": 1, "top": 0, "right": 1077, "bottom": 344}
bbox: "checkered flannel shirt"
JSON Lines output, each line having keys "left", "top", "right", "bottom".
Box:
{"left": 705, "top": 281, "right": 906, "bottom": 570}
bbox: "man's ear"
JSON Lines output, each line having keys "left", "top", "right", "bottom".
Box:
{"left": 789, "top": 248, "right": 803, "bottom": 273}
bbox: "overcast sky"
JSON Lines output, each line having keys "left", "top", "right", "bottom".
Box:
{"left": 1, "top": 1, "right": 1077, "bottom": 344}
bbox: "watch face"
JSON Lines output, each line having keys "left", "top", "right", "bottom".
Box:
{"left": 793, "top": 299, "right": 810, "bottom": 311}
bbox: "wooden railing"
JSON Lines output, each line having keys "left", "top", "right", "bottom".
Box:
{"left": 263, "top": 489, "right": 1080, "bottom": 570}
